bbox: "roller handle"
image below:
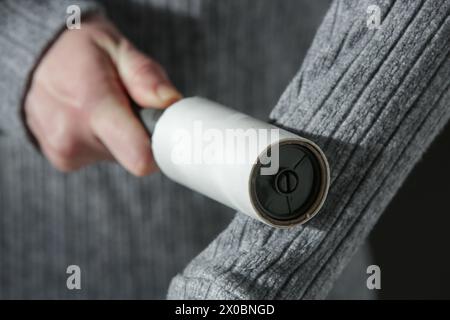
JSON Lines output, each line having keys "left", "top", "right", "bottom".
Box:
{"left": 138, "top": 108, "right": 165, "bottom": 135}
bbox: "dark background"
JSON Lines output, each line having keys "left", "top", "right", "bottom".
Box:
{"left": 370, "top": 122, "right": 450, "bottom": 299}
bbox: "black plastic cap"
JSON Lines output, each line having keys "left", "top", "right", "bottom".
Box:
{"left": 250, "top": 140, "right": 328, "bottom": 227}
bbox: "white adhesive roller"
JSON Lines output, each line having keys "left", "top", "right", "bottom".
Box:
{"left": 140, "top": 97, "right": 330, "bottom": 228}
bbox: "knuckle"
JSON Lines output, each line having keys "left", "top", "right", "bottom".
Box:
{"left": 46, "top": 112, "right": 81, "bottom": 159}
{"left": 44, "top": 147, "right": 80, "bottom": 172}
{"left": 47, "top": 130, "right": 79, "bottom": 160}
{"left": 128, "top": 60, "right": 158, "bottom": 84}
{"left": 50, "top": 137, "right": 79, "bottom": 160}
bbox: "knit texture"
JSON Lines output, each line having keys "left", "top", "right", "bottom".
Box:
{"left": 0, "top": 0, "right": 448, "bottom": 299}
{"left": 0, "top": 0, "right": 101, "bottom": 139}
{"left": 167, "top": 0, "right": 450, "bottom": 299}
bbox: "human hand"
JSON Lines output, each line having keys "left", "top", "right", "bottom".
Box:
{"left": 24, "top": 15, "right": 182, "bottom": 176}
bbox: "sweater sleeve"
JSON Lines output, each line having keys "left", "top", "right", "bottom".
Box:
{"left": 168, "top": 0, "right": 450, "bottom": 299}
{"left": 0, "top": 0, "right": 102, "bottom": 140}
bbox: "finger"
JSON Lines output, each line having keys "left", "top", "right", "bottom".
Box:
{"left": 27, "top": 110, "right": 111, "bottom": 171}
{"left": 89, "top": 78, "right": 157, "bottom": 176}
{"left": 113, "top": 39, "right": 182, "bottom": 108}
{"left": 25, "top": 85, "right": 114, "bottom": 171}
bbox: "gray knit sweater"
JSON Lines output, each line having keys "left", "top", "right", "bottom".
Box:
{"left": 0, "top": 0, "right": 448, "bottom": 299}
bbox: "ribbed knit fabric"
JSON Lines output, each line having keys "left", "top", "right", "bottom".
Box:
{"left": 167, "top": 0, "right": 450, "bottom": 299}
{"left": 0, "top": 0, "right": 448, "bottom": 299}
{"left": 0, "top": 0, "right": 101, "bottom": 139}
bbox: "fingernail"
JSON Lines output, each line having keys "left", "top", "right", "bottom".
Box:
{"left": 129, "top": 140, "right": 154, "bottom": 177}
{"left": 156, "top": 85, "right": 182, "bottom": 104}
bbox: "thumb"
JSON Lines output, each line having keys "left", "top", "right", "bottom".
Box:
{"left": 114, "top": 39, "right": 182, "bottom": 108}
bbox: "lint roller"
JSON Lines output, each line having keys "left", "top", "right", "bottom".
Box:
{"left": 140, "top": 97, "right": 330, "bottom": 228}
